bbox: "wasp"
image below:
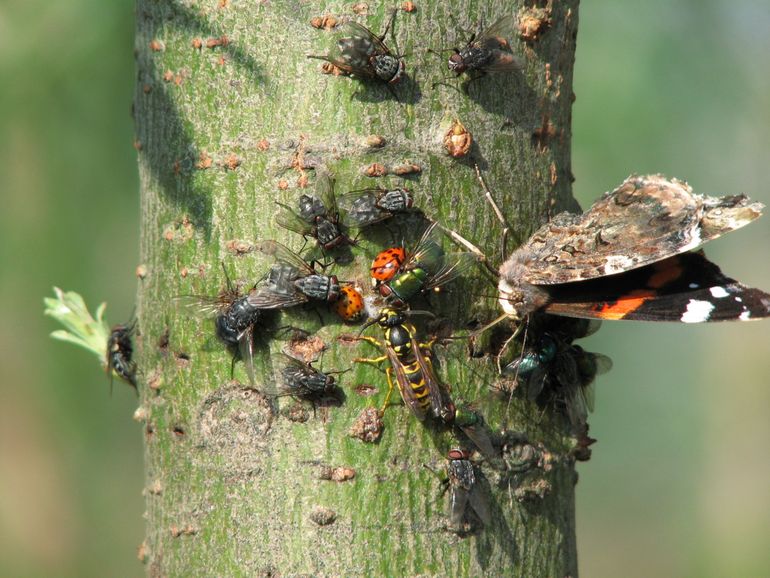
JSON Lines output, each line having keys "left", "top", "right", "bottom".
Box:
{"left": 447, "top": 15, "right": 521, "bottom": 77}
{"left": 355, "top": 307, "right": 452, "bottom": 422}
{"left": 248, "top": 240, "right": 342, "bottom": 310}
{"left": 275, "top": 171, "right": 353, "bottom": 251}
{"left": 308, "top": 11, "right": 405, "bottom": 85}
{"left": 502, "top": 318, "right": 612, "bottom": 432}
{"left": 356, "top": 309, "right": 498, "bottom": 457}
{"left": 371, "top": 222, "right": 476, "bottom": 306}
{"left": 106, "top": 320, "right": 137, "bottom": 392}
{"left": 176, "top": 265, "right": 265, "bottom": 384}
{"left": 339, "top": 186, "right": 413, "bottom": 229}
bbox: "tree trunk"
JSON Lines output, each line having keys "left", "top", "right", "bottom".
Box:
{"left": 134, "top": 0, "right": 581, "bottom": 575}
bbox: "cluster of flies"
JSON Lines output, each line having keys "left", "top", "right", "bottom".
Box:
{"left": 103, "top": 10, "right": 770, "bottom": 535}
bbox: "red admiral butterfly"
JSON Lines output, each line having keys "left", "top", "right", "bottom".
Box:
{"left": 494, "top": 174, "right": 770, "bottom": 324}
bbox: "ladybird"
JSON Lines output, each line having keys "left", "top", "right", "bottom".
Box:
{"left": 370, "top": 247, "right": 406, "bottom": 286}
{"left": 334, "top": 286, "right": 365, "bottom": 322}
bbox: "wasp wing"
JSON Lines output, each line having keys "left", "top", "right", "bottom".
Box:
{"left": 410, "top": 339, "right": 452, "bottom": 423}
{"left": 384, "top": 345, "right": 430, "bottom": 421}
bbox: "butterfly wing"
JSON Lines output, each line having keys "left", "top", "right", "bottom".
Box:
{"left": 543, "top": 251, "right": 770, "bottom": 322}
{"left": 510, "top": 175, "right": 763, "bottom": 285}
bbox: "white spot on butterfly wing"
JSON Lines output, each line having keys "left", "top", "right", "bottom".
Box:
{"left": 688, "top": 283, "right": 700, "bottom": 289}
{"left": 603, "top": 255, "right": 635, "bottom": 275}
{"left": 681, "top": 299, "right": 715, "bottom": 323}
{"left": 709, "top": 286, "right": 729, "bottom": 298}
{"left": 740, "top": 311, "right": 752, "bottom": 321}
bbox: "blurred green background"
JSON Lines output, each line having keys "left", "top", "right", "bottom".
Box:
{"left": 1, "top": 1, "right": 767, "bottom": 576}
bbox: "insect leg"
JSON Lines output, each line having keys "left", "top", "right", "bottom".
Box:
{"left": 380, "top": 366, "right": 397, "bottom": 415}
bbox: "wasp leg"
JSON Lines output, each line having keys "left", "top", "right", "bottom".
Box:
{"left": 353, "top": 354, "right": 388, "bottom": 365}
{"left": 379, "top": 366, "right": 398, "bottom": 415}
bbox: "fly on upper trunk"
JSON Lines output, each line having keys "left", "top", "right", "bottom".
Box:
{"left": 308, "top": 11, "right": 405, "bottom": 85}
{"left": 275, "top": 171, "right": 353, "bottom": 252}
{"left": 447, "top": 15, "right": 521, "bottom": 77}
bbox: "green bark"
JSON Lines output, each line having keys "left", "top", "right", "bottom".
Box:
{"left": 134, "top": 0, "right": 581, "bottom": 575}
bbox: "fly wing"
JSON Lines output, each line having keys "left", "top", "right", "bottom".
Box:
{"left": 423, "top": 252, "right": 478, "bottom": 292}
{"left": 315, "top": 170, "right": 340, "bottom": 219}
{"left": 246, "top": 285, "right": 308, "bottom": 310}
{"left": 467, "top": 483, "right": 491, "bottom": 526}
{"left": 275, "top": 202, "right": 313, "bottom": 236}
{"left": 476, "top": 15, "right": 521, "bottom": 72}
{"left": 339, "top": 188, "right": 388, "bottom": 227}
{"left": 512, "top": 175, "right": 763, "bottom": 285}
{"left": 339, "top": 21, "right": 393, "bottom": 56}
{"left": 237, "top": 326, "right": 257, "bottom": 385}
{"left": 477, "top": 15, "right": 516, "bottom": 49}
{"left": 448, "top": 484, "right": 471, "bottom": 529}
{"left": 174, "top": 295, "right": 228, "bottom": 318}
{"left": 256, "top": 240, "right": 314, "bottom": 275}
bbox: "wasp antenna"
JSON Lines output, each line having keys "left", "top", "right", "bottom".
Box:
{"left": 404, "top": 309, "right": 436, "bottom": 319}
{"left": 357, "top": 316, "right": 379, "bottom": 337}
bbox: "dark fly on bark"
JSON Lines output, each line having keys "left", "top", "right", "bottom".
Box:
{"left": 106, "top": 319, "right": 138, "bottom": 393}
{"left": 247, "top": 240, "right": 342, "bottom": 310}
{"left": 275, "top": 171, "right": 353, "bottom": 252}
{"left": 445, "top": 448, "right": 491, "bottom": 534}
{"left": 307, "top": 11, "right": 405, "bottom": 86}
{"left": 264, "top": 353, "right": 343, "bottom": 403}
{"left": 447, "top": 15, "right": 521, "bottom": 77}
{"left": 339, "top": 186, "right": 414, "bottom": 229}
{"left": 176, "top": 265, "right": 265, "bottom": 384}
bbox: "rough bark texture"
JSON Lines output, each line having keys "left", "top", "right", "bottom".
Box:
{"left": 134, "top": 0, "right": 581, "bottom": 575}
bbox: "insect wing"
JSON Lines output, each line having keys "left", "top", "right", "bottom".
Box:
{"left": 467, "top": 481, "right": 491, "bottom": 526}
{"left": 515, "top": 175, "right": 764, "bottom": 286}
{"left": 246, "top": 285, "right": 308, "bottom": 310}
{"left": 476, "top": 15, "right": 521, "bottom": 72}
{"left": 174, "top": 294, "right": 230, "bottom": 318}
{"left": 477, "top": 15, "right": 516, "bottom": 49}
{"left": 237, "top": 325, "right": 257, "bottom": 385}
{"left": 256, "top": 240, "right": 314, "bottom": 275}
{"left": 315, "top": 171, "right": 339, "bottom": 219}
{"left": 275, "top": 202, "right": 313, "bottom": 236}
{"left": 543, "top": 251, "right": 770, "bottom": 322}
{"left": 385, "top": 345, "right": 429, "bottom": 421}
{"left": 340, "top": 21, "right": 393, "bottom": 57}
{"left": 448, "top": 481, "right": 471, "bottom": 529}
{"left": 339, "top": 188, "right": 388, "bottom": 227}
{"left": 424, "top": 252, "right": 478, "bottom": 292}
{"left": 411, "top": 339, "right": 451, "bottom": 422}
